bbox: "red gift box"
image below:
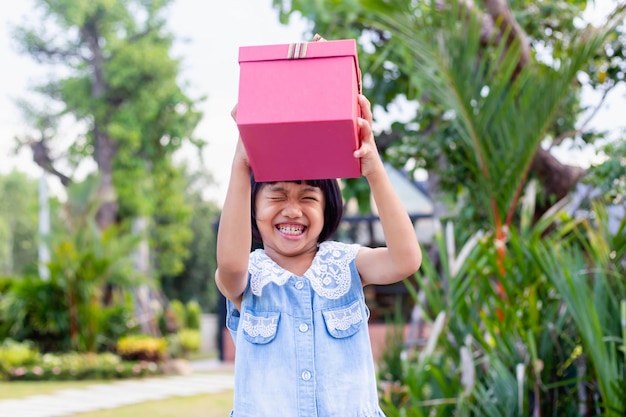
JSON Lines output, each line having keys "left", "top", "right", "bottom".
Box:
{"left": 236, "top": 38, "right": 362, "bottom": 182}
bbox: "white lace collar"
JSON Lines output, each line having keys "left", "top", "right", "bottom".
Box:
{"left": 248, "top": 241, "right": 359, "bottom": 299}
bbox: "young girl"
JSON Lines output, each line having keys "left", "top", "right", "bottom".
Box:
{"left": 216, "top": 94, "right": 422, "bottom": 417}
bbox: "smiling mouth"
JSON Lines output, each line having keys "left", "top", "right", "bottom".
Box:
{"left": 276, "top": 224, "right": 306, "bottom": 236}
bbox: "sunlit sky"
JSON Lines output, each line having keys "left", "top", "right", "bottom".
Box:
{"left": 0, "top": 0, "right": 624, "bottom": 206}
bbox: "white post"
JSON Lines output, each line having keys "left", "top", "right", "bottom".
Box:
{"left": 38, "top": 171, "right": 50, "bottom": 280}
{"left": 132, "top": 217, "right": 160, "bottom": 336}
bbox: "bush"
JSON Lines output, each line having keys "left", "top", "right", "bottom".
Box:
{"left": 116, "top": 335, "right": 168, "bottom": 362}
{"left": 158, "top": 307, "right": 179, "bottom": 334}
{"left": 178, "top": 329, "right": 201, "bottom": 354}
{"left": 3, "top": 352, "right": 161, "bottom": 381}
{"left": 185, "top": 300, "right": 202, "bottom": 330}
{"left": 0, "top": 276, "right": 70, "bottom": 352}
{"left": 165, "top": 333, "right": 183, "bottom": 359}
{"left": 97, "top": 295, "right": 139, "bottom": 352}
{"left": 0, "top": 339, "right": 40, "bottom": 375}
{"left": 158, "top": 299, "right": 203, "bottom": 335}
{"left": 169, "top": 299, "right": 187, "bottom": 331}
{"left": 165, "top": 329, "right": 201, "bottom": 359}
{"left": 0, "top": 275, "right": 13, "bottom": 293}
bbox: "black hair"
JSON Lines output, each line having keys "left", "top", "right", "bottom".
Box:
{"left": 250, "top": 175, "right": 343, "bottom": 244}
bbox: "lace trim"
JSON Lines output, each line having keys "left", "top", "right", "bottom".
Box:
{"left": 249, "top": 253, "right": 292, "bottom": 296}
{"left": 249, "top": 241, "right": 359, "bottom": 299}
{"left": 242, "top": 313, "right": 278, "bottom": 338}
{"left": 324, "top": 302, "right": 363, "bottom": 331}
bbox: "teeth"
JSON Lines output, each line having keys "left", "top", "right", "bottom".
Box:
{"left": 278, "top": 225, "right": 304, "bottom": 235}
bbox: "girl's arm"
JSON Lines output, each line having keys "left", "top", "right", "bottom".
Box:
{"left": 354, "top": 95, "right": 423, "bottom": 285}
{"left": 215, "top": 111, "right": 252, "bottom": 309}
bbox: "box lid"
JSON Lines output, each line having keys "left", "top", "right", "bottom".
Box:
{"left": 239, "top": 38, "right": 358, "bottom": 62}
{"left": 238, "top": 38, "right": 361, "bottom": 94}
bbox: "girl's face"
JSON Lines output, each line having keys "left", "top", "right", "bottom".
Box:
{"left": 254, "top": 181, "right": 325, "bottom": 261}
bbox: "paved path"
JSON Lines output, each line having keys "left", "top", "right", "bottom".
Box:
{"left": 0, "top": 360, "right": 234, "bottom": 417}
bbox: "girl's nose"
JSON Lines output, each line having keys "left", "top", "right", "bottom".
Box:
{"left": 282, "top": 201, "right": 302, "bottom": 217}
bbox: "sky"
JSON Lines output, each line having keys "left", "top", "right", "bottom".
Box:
{"left": 0, "top": 1, "right": 624, "bottom": 207}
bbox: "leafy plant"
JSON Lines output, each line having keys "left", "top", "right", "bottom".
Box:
{"left": 168, "top": 299, "right": 187, "bottom": 332}
{"left": 0, "top": 276, "right": 71, "bottom": 352}
{"left": 3, "top": 352, "right": 160, "bottom": 381}
{"left": 116, "top": 335, "right": 168, "bottom": 362}
{"left": 532, "top": 206, "right": 626, "bottom": 415}
{"left": 379, "top": 197, "right": 626, "bottom": 415}
{"left": 167, "top": 328, "right": 201, "bottom": 359}
{"left": 185, "top": 300, "right": 202, "bottom": 330}
{"left": 0, "top": 339, "right": 40, "bottom": 377}
{"left": 43, "top": 175, "right": 143, "bottom": 352}
{"left": 97, "top": 294, "right": 140, "bottom": 352}
{"left": 177, "top": 329, "right": 201, "bottom": 355}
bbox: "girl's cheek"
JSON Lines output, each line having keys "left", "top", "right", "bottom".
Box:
{"left": 254, "top": 208, "right": 272, "bottom": 225}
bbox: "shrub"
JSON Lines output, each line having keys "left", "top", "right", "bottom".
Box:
{"left": 185, "top": 300, "right": 202, "bottom": 330}
{"left": 167, "top": 329, "right": 202, "bottom": 358}
{"left": 166, "top": 333, "right": 184, "bottom": 359}
{"left": 116, "top": 335, "right": 168, "bottom": 362}
{"left": 3, "top": 352, "right": 161, "bottom": 381}
{"left": 158, "top": 307, "right": 178, "bottom": 334}
{"left": 178, "top": 329, "right": 201, "bottom": 354}
{"left": 169, "top": 299, "right": 187, "bottom": 331}
{"left": 0, "top": 275, "right": 13, "bottom": 293}
{"left": 0, "top": 277, "right": 70, "bottom": 352}
{"left": 97, "top": 295, "right": 139, "bottom": 352}
{"left": 165, "top": 329, "right": 201, "bottom": 359}
{"left": 0, "top": 339, "right": 40, "bottom": 376}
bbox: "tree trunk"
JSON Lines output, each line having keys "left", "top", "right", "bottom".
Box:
{"left": 82, "top": 23, "right": 119, "bottom": 231}
{"left": 531, "top": 147, "right": 586, "bottom": 216}
{"left": 93, "top": 129, "right": 119, "bottom": 229}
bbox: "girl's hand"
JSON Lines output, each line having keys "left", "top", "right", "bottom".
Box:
{"left": 230, "top": 104, "right": 238, "bottom": 121}
{"left": 233, "top": 136, "right": 250, "bottom": 168}
{"left": 231, "top": 104, "right": 251, "bottom": 170}
{"left": 353, "top": 94, "right": 384, "bottom": 178}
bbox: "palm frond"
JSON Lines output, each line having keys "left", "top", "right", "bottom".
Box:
{"left": 362, "top": 0, "right": 626, "bottom": 227}
{"left": 534, "top": 241, "right": 624, "bottom": 415}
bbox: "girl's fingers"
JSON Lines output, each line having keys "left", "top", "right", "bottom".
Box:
{"left": 358, "top": 94, "right": 372, "bottom": 122}
{"left": 358, "top": 116, "right": 374, "bottom": 144}
{"left": 355, "top": 95, "right": 375, "bottom": 160}
{"left": 355, "top": 117, "right": 375, "bottom": 158}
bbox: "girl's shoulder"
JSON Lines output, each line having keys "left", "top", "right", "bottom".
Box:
{"left": 318, "top": 240, "right": 361, "bottom": 260}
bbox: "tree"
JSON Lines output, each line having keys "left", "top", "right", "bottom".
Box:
{"left": 160, "top": 169, "right": 221, "bottom": 313}
{"left": 359, "top": 0, "right": 622, "bottom": 299}
{"left": 10, "top": 0, "right": 203, "bottom": 233}
{"left": 10, "top": 0, "right": 206, "bottom": 305}
{"left": 271, "top": 0, "right": 625, "bottom": 228}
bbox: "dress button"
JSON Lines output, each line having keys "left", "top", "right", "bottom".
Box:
{"left": 295, "top": 281, "right": 304, "bottom": 290}
{"left": 301, "top": 371, "right": 312, "bottom": 381}
{"left": 298, "top": 323, "right": 308, "bottom": 332}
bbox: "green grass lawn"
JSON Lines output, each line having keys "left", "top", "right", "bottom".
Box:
{"left": 62, "top": 391, "right": 234, "bottom": 417}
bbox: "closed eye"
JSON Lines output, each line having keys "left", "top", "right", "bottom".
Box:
{"left": 267, "top": 195, "right": 286, "bottom": 202}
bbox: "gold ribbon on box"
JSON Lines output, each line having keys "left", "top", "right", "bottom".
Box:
{"left": 287, "top": 33, "right": 326, "bottom": 59}
{"left": 287, "top": 34, "right": 362, "bottom": 94}
{"left": 287, "top": 42, "right": 308, "bottom": 59}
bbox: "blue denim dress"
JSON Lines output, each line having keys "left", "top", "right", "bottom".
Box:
{"left": 226, "top": 241, "right": 386, "bottom": 417}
